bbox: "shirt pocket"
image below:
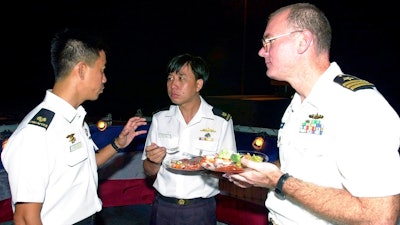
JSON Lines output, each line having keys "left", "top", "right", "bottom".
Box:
{"left": 157, "top": 132, "right": 179, "bottom": 150}
{"left": 67, "top": 141, "right": 88, "bottom": 167}
{"left": 297, "top": 133, "right": 330, "bottom": 157}
{"left": 193, "top": 138, "right": 218, "bottom": 155}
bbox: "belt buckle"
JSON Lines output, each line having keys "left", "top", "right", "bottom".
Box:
{"left": 178, "top": 199, "right": 187, "bottom": 205}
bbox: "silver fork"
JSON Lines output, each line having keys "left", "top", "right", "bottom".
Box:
{"left": 166, "top": 147, "right": 179, "bottom": 154}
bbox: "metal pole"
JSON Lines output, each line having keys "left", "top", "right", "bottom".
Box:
{"left": 241, "top": 0, "right": 247, "bottom": 94}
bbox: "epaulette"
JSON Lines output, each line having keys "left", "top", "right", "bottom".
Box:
{"left": 28, "top": 108, "right": 55, "bottom": 130}
{"left": 212, "top": 107, "right": 231, "bottom": 121}
{"left": 152, "top": 106, "right": 170, "bottom": 115}
{"left": 334, "top": 74, "right": 374, "bottom": 91}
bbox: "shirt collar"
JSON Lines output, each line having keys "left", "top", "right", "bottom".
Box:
{"left": 44, "top": 90, "right": 87, "bottom": 124}
{"left": 166, "top": 96, "right": 214, "bottom": 123}
{"left": 294, "top": 62, "right": 343, "bottom": 108}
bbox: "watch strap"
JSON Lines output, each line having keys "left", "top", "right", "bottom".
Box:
{"left": 275, "top": 173, "right": 291, "bottom": 200}
{"left": 111, "top": 137, "right": 122, "bottom": 152}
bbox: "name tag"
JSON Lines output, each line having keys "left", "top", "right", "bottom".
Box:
{"left": 159, "top": 133, "right": 171, "bottom": 139}
{"left": 70, "top": 142, "right": 82, "bottom": 152}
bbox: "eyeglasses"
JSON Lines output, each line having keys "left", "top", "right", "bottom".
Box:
{"left": 261, "top": 30, "right": 303, "bottom": 51}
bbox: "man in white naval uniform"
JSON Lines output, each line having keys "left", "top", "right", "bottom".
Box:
{"left": 142, "top": 53, "right": 237, "bottom": 225}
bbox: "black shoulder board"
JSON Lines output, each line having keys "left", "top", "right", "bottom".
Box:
{"left": 212, "top": 107, "right": 231, "bottom": 121}
{"left": 28, "top": 108, "right": 55, "bottom": 130}
{"left": 152, "top": 106, "right": 170, "bottom": 115}
{"left": 334, "top": 74, "right": 375, "bottom": 91}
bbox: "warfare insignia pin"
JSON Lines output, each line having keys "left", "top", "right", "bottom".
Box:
{"left": 66, "top": 133, "right": 76, "bottom": 143}
{"left": 309, "top": 113, "right": 324, "bottom": 119}
{"left": 200, "top": 128, "right": 216, "bottom": 132}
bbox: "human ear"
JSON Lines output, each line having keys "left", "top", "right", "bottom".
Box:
{"left": 298, "top": 30, "right": 313, "bottom": 54}
{"left": 77, "top": 62, "right": 87, "bottom": 79}
{"left": 196, "top": 79, "right": 204, "bottom": 92}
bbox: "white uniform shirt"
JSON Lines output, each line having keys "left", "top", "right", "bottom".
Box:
{"left": 267, "top": 62, "right": 400, "bottom": 224}
{"left": 1, "top": 90, "right": 102, "bottom": 225}
{"left": 142, "top": 97, "right": 237, "bottom": 199}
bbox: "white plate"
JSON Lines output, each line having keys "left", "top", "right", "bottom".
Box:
{"left": 163, "top": 157, "right": 205, "bottom": 175}
{"left": 237, "top": 151, "right": 269, "bottom": 162}
{"left": 201, "top": 151, "right": 268, "bottom": 174}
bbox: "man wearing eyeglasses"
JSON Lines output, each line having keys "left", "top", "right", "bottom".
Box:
{"left": 228, "top": 3, "right": 400, "bottom": 225}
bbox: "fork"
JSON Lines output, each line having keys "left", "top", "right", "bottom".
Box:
{"left": 166, "top": 147, "right": 179, "bottom": 154}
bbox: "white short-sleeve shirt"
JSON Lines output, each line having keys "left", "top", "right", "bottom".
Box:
{"left": 142, "top": 96, "right": 237, "bottom": 199}
{"left": 267, "top": 62, "right": 400, "bottom": 224}
{"left": 1, "top": 90, "right": 102, "bottom": 225}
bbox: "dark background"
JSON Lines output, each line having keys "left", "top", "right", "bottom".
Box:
{"left": 1, "top": 0, "right": 399, "bottom": 124}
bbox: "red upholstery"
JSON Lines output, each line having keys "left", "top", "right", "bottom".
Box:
{"left": 216, "top": 194, "right": 269, "bottom": 225}
{"left": 0, "top": 198, "right": 13, "bottom": 223}
{"left": 98, "top": 179, "right": 155, "bottom": 207}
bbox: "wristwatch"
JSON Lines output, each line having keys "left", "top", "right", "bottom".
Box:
{"left": 111, "top": 137, "right": 123, "bottom": 152}
{"left": 274, "top": 173, "right": 291, "bottom": 200}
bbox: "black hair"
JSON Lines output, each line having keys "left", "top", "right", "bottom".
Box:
{"left": 166, "top": 53, "right": 209, "bottom": 84}
{"left": 50, "top": 28, "right": 108, "bottom": 80}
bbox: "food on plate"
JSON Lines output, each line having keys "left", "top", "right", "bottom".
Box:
{"left": 241, "top": 152, "right": 264, "bottom": 162}
{"left": 200, "top": 150, "right": 266, "bottom": 173}
{"left": 201, "top": 150, "right": 243, "bottom": 173}
{"left": 168, "top": 157, "right": 203, "bottom": 171}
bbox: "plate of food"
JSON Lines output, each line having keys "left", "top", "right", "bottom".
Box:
{"left": 200, "top": 150, "right": 268, "bottom": 173}
{"left": 163, "top": 156, "right": 205, "bottom": 174}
